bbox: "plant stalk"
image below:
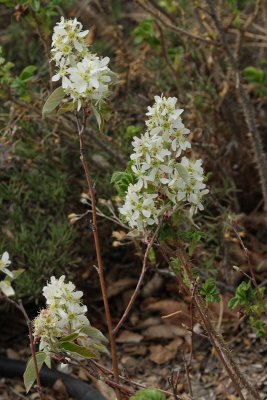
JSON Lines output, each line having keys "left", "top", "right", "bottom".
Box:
{"left": 75, "top": 110, "right": 121, "bottom": 400}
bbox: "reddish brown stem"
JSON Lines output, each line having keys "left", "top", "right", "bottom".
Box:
{"left": 75, "top": 110, "right": 121, "bottom": 400}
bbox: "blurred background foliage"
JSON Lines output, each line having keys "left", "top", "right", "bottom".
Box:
{"left": 0, "top": 0, "right": 267, "bottom": 322}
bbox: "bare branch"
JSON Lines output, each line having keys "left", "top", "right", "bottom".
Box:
{"left": 135, "top": 0, "right": 219, "bottom": 46}
{"left": 206, "top": 0, "right": 267, "bottom": 211}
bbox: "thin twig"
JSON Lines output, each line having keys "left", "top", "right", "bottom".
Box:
{"left": 91, "top": 360, "right": 188, "bottom": 399}
{"left": 156, "top": 22, "right": 180, "bottom": 95}
{"left": 169, "top": 369, "right": 183, "bottom": 400}
{"left": 67, "top": 356, "right": 132, "bottom": 395}
{"left": 234, "top": 0, "right": 262, "bottom": 60}
{"left": 113, "top": 223, "right": 161, "bottom": 335}
{"left": 135, "top": 0, "right": 219, "bottom": 46}
{"left": 0, "top": 294, "right": 43, "bottom": 399}
{"left": 75, "top": 109, "right": 122, "bottom": 400}
{"left": 188, "top": 281, "right": 198, "bottom": 366}
{"left": 182, "top": 351, "right": 193, "bottom": 398}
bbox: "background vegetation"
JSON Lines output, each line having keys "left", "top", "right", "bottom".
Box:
{"left": 0, "top": 0, "right": 267, "bottom": 398}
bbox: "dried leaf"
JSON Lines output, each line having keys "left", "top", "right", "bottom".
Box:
{"left": 116, "top": 330, "right": 144, "bottom": 344}
{"left": 149, "top": 345, "right": 175, "bottom": 365}
{"left": 107, "top": 278, "right": 137, "bottom": 298}
{"left": 143, "top": 324, "right": 188, "bottom": 339}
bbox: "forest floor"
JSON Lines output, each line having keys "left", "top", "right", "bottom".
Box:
{"left": 1, "top": 219, "right": 267, "bottom": 400}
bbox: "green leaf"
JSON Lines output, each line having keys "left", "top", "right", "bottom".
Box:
{"left": 10, "top": 268, "right": 24, "bottom": 280}
{"left": 243, "top": 66, "right": 265, "bottom": 84}
{"left": 111, "top": 170, "right": 137, "bottom": 198}
{"left": 132, "top": 19, "right": 160, "bottom": 48}
{"left": 92, "top": 105, "right": 103, "bottom": 132}
{"left": 31, "top": 0, "right": 40, "bottom": 11}
{"left": 59, "top": 332, "right": 79, "bottom": 343}
{"left": 23, "top": 351, "right": 46, "bottom": 393}
{"left": 57, "top": 102, "right": 76, "bottom": 115}
{"left": 228, "top": 297, "right": 239, "bottom": 309}
{"left": 59, "top": 341, "right": 99, "bottom": 359}
{"left": 169, "top": 257, "right": 180, "bottom": 274}
{"left": 81, "top": 325, "right": 108, "bottom": 344}
{"left": 44, "top": 355, "right": 51, "bottom": 369}
{"left": 200, "top": 278, "right": 220, "bottom": 303}
{"left": 130, "top": 388, "right": 166, "bottom": 400}
{"left": 19, "top": 65, "right": 37, "bottom": 82}
{"left": 92, "top": 342, "right": 108, "bottom": 354}
{"left": 0, "top": 280, "right": 15, "bottom": 296}
{"left": 228, "top": 281, "right": 256, "bottom": 309}
{"left": 42, "top": 87, "right": 65, "bottom": 116}
{"left": 126, "top": 229, "right": 141, "bottom": 238}
{"left": 148, "top": 248, "right": 156, "bottom": 264}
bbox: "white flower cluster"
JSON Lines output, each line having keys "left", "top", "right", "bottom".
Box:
{"left": 119, "top": 95, "right": 209, "bottom": 231}
{"left": 34, "top": 275, "right": 90, "bottom": 349}
{"left": 0, "top": 252, "right": 15, "bottom": 296}
{"left": 51, "top": 17, "right": 114, "bottom": 110}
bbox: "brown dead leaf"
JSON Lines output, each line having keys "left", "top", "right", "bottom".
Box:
{"left": 107, "top": 278, "right": 137, "bottom": 298}
{"left": 124, "top": 344, "right": 147, "bottom": 356}
{"left": 1, "top": 227, "right": 14, "bottom": 240}
{"left": 144, "top": 300, "right": 190, "bottom": 325}
{"left": 149, "top": 344, "right": 175, "bottom": 364}
{"left": 120, "top": 355, "right": 138, "bottom": 371}
{"left": 85, "top": 25, "right": 96, "bottom": 44}
{"left": 78, "top": 366, "right": 89, "bottom": 381}
{"left": 6, "top": 348, "right": 20, "bottom": 360}
{"left": 141, "top": 274, "right": 163, "bottom": 297}
{"left": 116, "top": 330, "right": 144, "bottom": 343}
{"left": 137, "top": 317, "right": 162, "bottom": 329}
{"left": 165, "top": 337, "right": 183, "bottom": 351}
{"left": 94, "top": 380, "right": 117, "bottom": 400}
{"left": 14, "top": 384, "right": 24, "bottom": 393}
{"left": 143, "top": 324, "right": 188, "bottom": 339}
{"left": 52, "top": 379, "right": 68, "bottom": 397}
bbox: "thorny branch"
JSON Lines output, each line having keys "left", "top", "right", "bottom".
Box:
{"left": 176, "top": 250, "right": 260, "bottom": 400}
{"left": 205, "top": 0, "right": 267, "bottom": 211}
{"left": 231, "top": 223, "right": 267, "bottom": 321}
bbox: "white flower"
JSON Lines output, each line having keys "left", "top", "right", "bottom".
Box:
{"left": 34, "top": 275, "right": 107, "bottom": 359}
{"left": 66, "top": 54, "right": 112, "bottom": 107}
{"left": 43, "top": 275, "right": 83, "bottom": 308}
{"left": 35, "top": 275, "right": 90, "bottom": 344}
{"left": 51, "top": 17, "right": 89, "bottom": 65}
{"left": 50, "top": 18, "right": 115, "bottom": 110}
{"left": 119, "top": 95, "right": 209, "bottom": 231}
{"left": 0, "top": 252, "right": 13, "bottom": 279}
{"left": 145, "top": 95, "right": 192, "bottom": 157}
{"left": 34, "top": 308, "right": 60, "bottom": 339}
{"left": 119, "top": 184, "right": 161, "bottom": 230}
{"left": 168, "top": 157, "right": 209, "bottom": 215}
